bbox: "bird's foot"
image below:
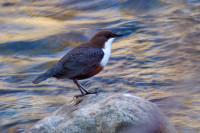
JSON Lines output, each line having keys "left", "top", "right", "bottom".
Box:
{"left": 86, "top": 91, "right": 99, "bottom": 95}
{"left": 73, "top": 91, "right": 98, "bottom": 99}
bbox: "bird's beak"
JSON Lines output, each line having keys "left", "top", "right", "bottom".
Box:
{"left": 116, "top": 34, "right": 123, "bottom": 37}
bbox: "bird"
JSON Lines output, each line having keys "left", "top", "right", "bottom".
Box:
{"left": 32, "top": 30, "right": 123, "bottom": 98}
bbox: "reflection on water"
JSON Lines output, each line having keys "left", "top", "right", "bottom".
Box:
{"left": 0, "top": 0, "right": 200, "bottom": 132}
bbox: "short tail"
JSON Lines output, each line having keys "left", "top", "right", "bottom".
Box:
{"left": 32, "top": 73, "right": 50, "bottom": 84}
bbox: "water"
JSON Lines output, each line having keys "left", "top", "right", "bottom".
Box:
{"left": 0, "top": 0, "right": 200, "bottom": 132}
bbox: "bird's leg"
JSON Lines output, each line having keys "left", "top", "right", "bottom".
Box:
{"left": 78, "top": 83, "right": 98, "bottom": 95}
{"left": 73, "top": 79, "right": 84, "bottom": 94}
{"left": 73, "top": 79, "right": 98, "bottom": 98}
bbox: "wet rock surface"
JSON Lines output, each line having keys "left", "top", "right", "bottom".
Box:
{"left": 26, "top": 93, "right": 177, "bottom": 133}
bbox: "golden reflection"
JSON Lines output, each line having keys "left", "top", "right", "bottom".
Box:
{"left": 0, "top": 17, "right": 65, "bottom": 43}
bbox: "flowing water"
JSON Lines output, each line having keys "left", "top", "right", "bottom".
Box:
{"left": 0, "top": 0, "right": 200, "bottom": 132}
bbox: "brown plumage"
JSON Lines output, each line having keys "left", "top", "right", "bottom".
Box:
{"left": 32, "top": 30, "right": 122, "bottom": 98}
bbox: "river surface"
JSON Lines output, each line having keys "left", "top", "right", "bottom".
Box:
{"left": 0, "top": 0, "right": 200, "bottom": 132}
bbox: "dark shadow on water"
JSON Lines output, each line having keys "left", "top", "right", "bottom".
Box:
{"left": 0, "top": 89, "right": 25, "bottom": 96}
{"left": 0, "top": 32, "right": 88, "bottom": 56}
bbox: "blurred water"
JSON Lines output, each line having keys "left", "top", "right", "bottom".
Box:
{"left": 0, "top": 0, "right": 200, "bottom": 132}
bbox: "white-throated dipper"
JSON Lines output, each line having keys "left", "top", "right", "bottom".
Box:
{"left": 32, "top": 30, "right": 122, "bottom": 98}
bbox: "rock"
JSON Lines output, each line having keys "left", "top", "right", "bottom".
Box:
{"left": 25, "top": 93, "right": 177, "bottom": 133}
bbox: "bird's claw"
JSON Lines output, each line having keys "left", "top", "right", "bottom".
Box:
{"left": 73, "top": 91, "right": 99, "bottom": 99}
{"left": 73, "top": 94, "right": 85, "bottom": 99}
{"left": 86, "top": 91, "right": 98, "bottom": 95}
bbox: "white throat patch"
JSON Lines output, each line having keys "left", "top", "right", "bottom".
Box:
{"left": 100, "top": 38, "right": 115, "bottom": 67}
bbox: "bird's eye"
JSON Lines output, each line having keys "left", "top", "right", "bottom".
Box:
{"left": 105, "top": 34, "right": 110, "bottom": 38}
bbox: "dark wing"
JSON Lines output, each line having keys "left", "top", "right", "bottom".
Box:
{"left": 32, "top": 44, "right": 104, "bottom": 84}
{"left": 54, "top": 46, "right": 104, "bottom": 79}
